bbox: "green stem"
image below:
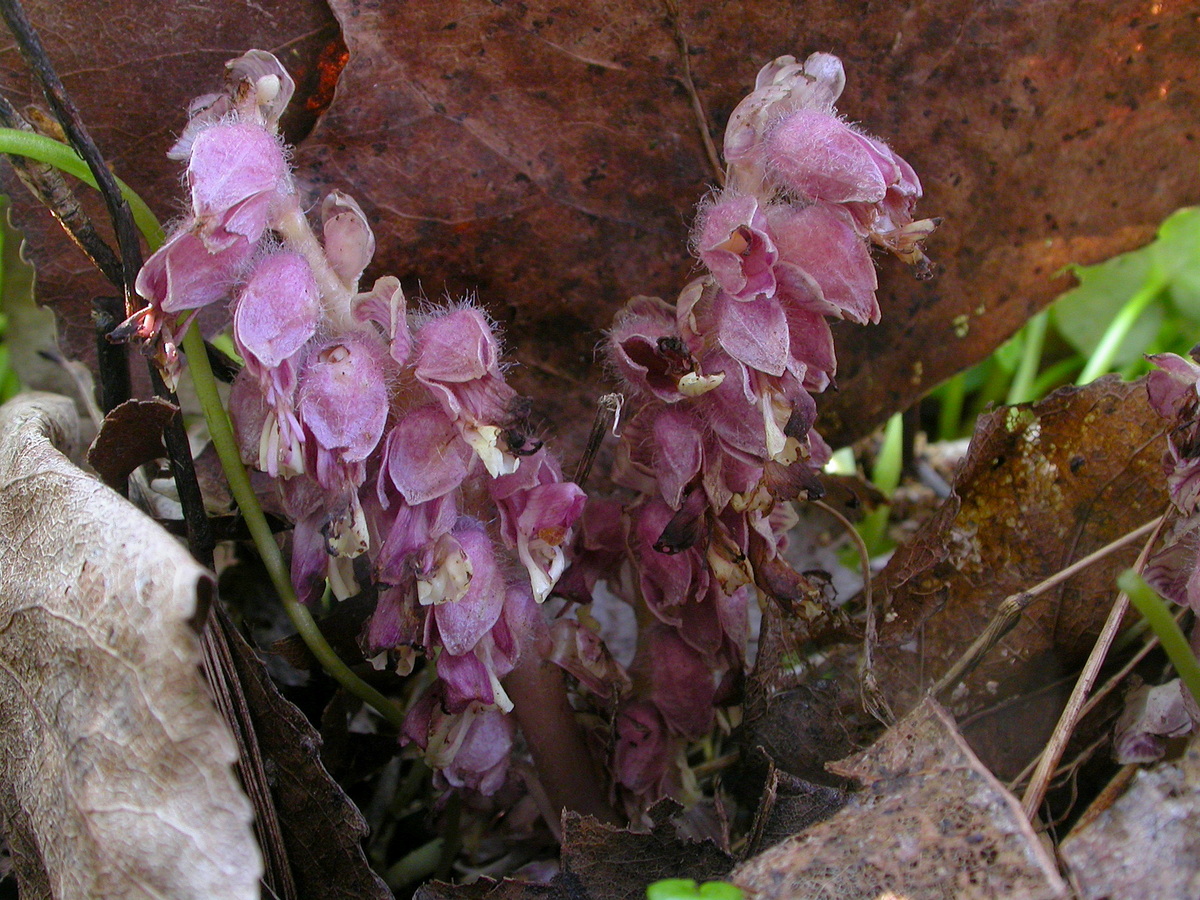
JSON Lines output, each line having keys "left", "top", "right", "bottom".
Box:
{"left": 181, "top": 324, "right": 405, "bottom": 729}
{"left": 967, "top": 356, "right": 1013, "bottom": 425}
{"left": 0, "top": 127, "right": 164, "bottom": 247}
{"left": 1119, "top": 570, "right": 1200, "bottom": 706}
{"left": 936, "top": 373, "right": 966, "bottom": 441}
{"left": 1029, "top": 355, "right": 1084, "bottom": 400}
{"left": 858, "top": 412, "right": 904, "bottom": 557}
{"left": 0, "top": 131, "right": 405, "bottom": 729}
{"left": 1006, "top": 310, "right": 1048, "bottom": 406}
{"left": 1076, "top": 282, "right": 1161, "bottom": 385}
{"left": 383, "top": 837, "right": 444, "bottom": 890}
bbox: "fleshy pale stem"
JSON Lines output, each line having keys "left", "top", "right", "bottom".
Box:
{"left": 503, "top": 648, "right": 620, "bottom": 827}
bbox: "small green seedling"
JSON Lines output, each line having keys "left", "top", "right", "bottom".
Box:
{"left": 646, "top": 878, "right": 744, "bottom": 900}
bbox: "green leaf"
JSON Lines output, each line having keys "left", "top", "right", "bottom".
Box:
{"left": 1052, "top": 248, "right": 1164, "bottom": 364}
{"left": 646, "top": 879, "right": 743, "bottom": 900}
{"left": 647, "top": 879, "right": 701, "bottom": 900}
{"left": 1155, "top": 207, "right": 1200, "bottom": 320}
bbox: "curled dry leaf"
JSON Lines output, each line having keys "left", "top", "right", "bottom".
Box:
{"left": 85, "top": 396, "right": 177, "bottom": 489}
{"left": 1060, "top": 735, "right": 1200, "bottom": 899}
{"left": 0, "top": 393, "right": 260, "bottom": 899}
{"left": 731, "top": 698, "right": 1066, "bottom": 900}
{"left": 873, "top": 377, "right": 1167, "bottom": 770}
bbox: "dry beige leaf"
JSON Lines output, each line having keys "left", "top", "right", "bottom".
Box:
{"left": 731, "top": 698, "right": 1066, "bottom": 900}
{"left": 0, "top": 393, "right": 261, "bottom": 899}
{"left": 1060, "top": 736, "right": 1200, "bottom": 899}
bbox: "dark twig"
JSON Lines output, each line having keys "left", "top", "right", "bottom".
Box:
{"left": 0, "top": 92, "right": 124, "bottom": 286}
{"left": 572, "top": 392, "right": 622, "bottom": 488}
{"left": 0, "top": 0, "right": 142, "bottom": 317}
{"left": 146, "top": 365, "right": 215, "bottom": 567}
{"left": 91, "top": 296, "right": 131, "bottom": 413}
{"left": 662, "top": 0, "right": 725, "bottom": 186}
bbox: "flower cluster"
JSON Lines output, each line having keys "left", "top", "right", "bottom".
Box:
{"left": 134, "top": 51, "right": 585, "bottom": 794}
{"left": 1111, "top": 349, "right": 1200, "bottom": 760}
{"left": 564, "top": 53, "right": 937, "bottom": 810}
{"left": 1144, "top": 350, "right": 1200, "bottom": 610}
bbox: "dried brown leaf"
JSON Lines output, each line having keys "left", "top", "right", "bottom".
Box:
{"left": 415, "top": 873, "right": 586, "bottom": 900}
{"left": 732, "top": 698, "right": 1066, "bottom": 900}
{"left": 85, "top": 396, "right": 175, "bottom": 488}
{"left": 1060, "top": 737, "right": 1200, "bottom": 899}
{"left": 560, "top": 801, "right": 734, "bottom": 900}
{"left": 874, "top": 377, "right": 1168, "bottom": 769}
{"left": 220, "top": 616, "right": 392, "bottom": 900}
{"left": 0, "top": 393, "right": 260, "bottom": 899}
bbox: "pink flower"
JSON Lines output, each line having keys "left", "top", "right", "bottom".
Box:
{"left": 415, "top": 307, "right": 522, "bottom": 476}
{"left": 135, "top": 228, "right": 253, "bottom": 314}
{"left": 187, "top": 122, "right": 290, "bottom": 249}
{"left": 378, "top": 405, "right": 474, "bottom": 507}
{"left": 297, "top": 334, "right": 390, "bottom": 492}
{"left": 491, "top": 451, "right": 586, "bottom": 602}
{"left": 402, "top": 688, "right": 515, "bottom": 796}
{"left": 321, "top": 191, "right": 375, "bottom": 290}
{"left": 693, "top": 193, "right": 778, "bottom": 301}
{"left": 233, "top": 251, "right": 319, "bottom": 381}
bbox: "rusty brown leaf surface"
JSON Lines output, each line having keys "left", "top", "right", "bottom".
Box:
{"left": 1060, "top": 736, "right": 1200, "bottom": 899}
{"left": 0, "top": 393, "right": 260, "bottom": 900}
{"left": 298, "top": 0, "right": 1200, "bottom": 455}
{"left": 731, "top": 698, "right": 1066, "bottom": 900}
{"left": 1, "top": 1, "right": 1197, "bottom": 457}
{"left": 873, "top": 376, "right": 1167, "bottom": 769}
